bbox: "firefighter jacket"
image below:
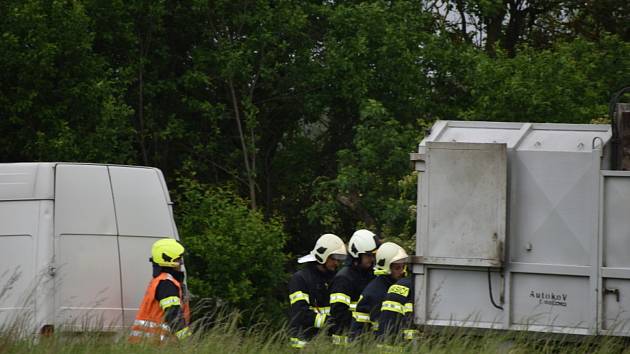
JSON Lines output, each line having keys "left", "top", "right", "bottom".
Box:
{"left": 376, "top": 277, "right": 418, "bottom": 341}
{"left": 288, "top": 262, "right": 334, "bottom": 348}
{"left": 129, "top": 268, "right": 191, "bottom": 343}
{"left": 328, "top": 263, "right": 374, "bottom": 344}
{"left": 350, "top": 274, "right": 396, "bottom": 338}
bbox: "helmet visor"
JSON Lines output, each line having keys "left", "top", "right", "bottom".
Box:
{"left": 330, "top": 253, "right": 347, "bottom": 262}
{"left": 392, "top": 256, "right": 410, "bottom": 264}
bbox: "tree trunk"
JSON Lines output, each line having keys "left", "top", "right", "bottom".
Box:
{"left": 336, "top": 192, "right": 377, "bottom": 230}
{"left": 456, "top": 0, "right": 468, "bottom": 41}
{"left": 502, "top": 0, "right": 526, "bottom": 56}
{"left": 484, "top": 1, "right": 508, "bottom": 55}
{"left": 138, "top": 57, "right": 148, "bottom": 166}
{"left": 228, "top": 79, "right": 257, "bottom": 209}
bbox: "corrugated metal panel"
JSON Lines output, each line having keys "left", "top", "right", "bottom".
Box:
{"left": 413, "top": 120, "right": 616, "bottom": 336}
{"left": 420, "top": 121, "right": 611, "bottom": 152}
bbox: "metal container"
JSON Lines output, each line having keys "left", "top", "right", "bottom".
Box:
{"left": 411, "top": 121, "right": 630, "bottom": 336}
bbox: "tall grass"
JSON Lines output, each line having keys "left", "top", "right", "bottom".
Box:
{"left": 3, "top": 310, "right": 630, "bottom": 354}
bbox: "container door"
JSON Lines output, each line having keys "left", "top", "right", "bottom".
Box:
{"left": 54, "top": 164, "right": 122, "bottom": 331}
{"left": 109, "top": 166, "right": 177, "bottom": 327}
{"left": 421, "top": 142, "right": 507, "bottom": 267}
{"left": 600, "top": 171, "right": 630, "bottom": 335}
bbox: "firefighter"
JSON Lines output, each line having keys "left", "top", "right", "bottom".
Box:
{"left": 129, "top": 238, "right": 191, "bottom": 343}
{"left": 329, "top": 229, "right": 380, "bottom": 345}
{"left": 377, "top": 276, "right": 418, "bottom": 342}
{"left": 288, "top": 233, "right": 347, "bottom": 349}
{"left": 350, "top": 242, "right": 408, "bottom": 339}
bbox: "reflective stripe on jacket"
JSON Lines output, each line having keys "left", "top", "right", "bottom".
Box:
{"left": 350, "top": 275, "right": 396, "bottom": 338}
{"left": 288, "top": 263, "right": 334, "bottom": 344}
{"left": 329, "top": 264, "right": 374, "bottom": 338}
{"left": 376, "top": 277, "right": 415, "bottom": 340}
{"left": 129, "top": 272, "right": 190, "bottom": 343}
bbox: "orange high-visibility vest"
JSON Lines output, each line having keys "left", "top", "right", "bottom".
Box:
{"left": 128, "top": 272, "right": 190, "bottom": 343}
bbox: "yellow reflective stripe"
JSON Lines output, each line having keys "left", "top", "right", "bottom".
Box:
{"left": 404, "top": 329, "right": 419, "bottom": 340}
{"left": 388, "top": 284, "right": 410, "bottom": 297}
{"left": 349, "top": 301, "right": 358, "bottom": 311}
{"left": 290, "top": 337, "right": 307, "bottom": 348}
{"left": 309, "top": 306, "right": 330, "bottom": 314}
{"left": 175, "top": 327, "right": 191, "bottom": 339}
{"left": 404, "top": 302, "right": 413, "bottom": 313}
{"left": 352, "top": 311, "right": 371, "bottom": 323}
{"left": 159, "top": 296, "right": 181, "bottom": 309}
{"left": 314, "top": 313, "right": 327, "bottom": 328}
{"left": 331, "top": 334, "right": 349, "bottom": 345}
{"left": 374, "top": 269, "right": 389, "bottom": 275}
{"left": 372, "top": 321, "right": 379, "bottom": 331}
{"left": 330, "top": 292, "right": 351, "bottom": 305}
{"left": 289, "top": 291, "right": 310, "bottom": 305}
{"left": 381, "top": 300, "right": 405, "bottom": 314}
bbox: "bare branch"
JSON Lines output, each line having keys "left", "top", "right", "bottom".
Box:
{"left": 228, "top": 79, "right": 257, "bottom": 209}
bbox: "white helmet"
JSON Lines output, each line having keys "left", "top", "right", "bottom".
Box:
{"left": 348, "top": 229, "right": 379, "bottom": 258}
{"left": 374, "top": 242, "right": 409, "bottom": 274}
{"left": 310, "top": 233, "right": 347, "bottom": 264}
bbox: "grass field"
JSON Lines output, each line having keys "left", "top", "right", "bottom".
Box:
{"left": 3, "top": 313, "right": 630, "bottom": 354}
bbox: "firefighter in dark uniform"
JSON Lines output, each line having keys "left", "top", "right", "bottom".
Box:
{"left": 377, "top": 276, "right": 418, "bottom": 342}
{"left": 288, "top": 233, "right": 347, "bottom": 349}
{"left": 350, "top": 242, "right": 408, "bottom": 339}
{"left": 329, "top": 229, "right": 380, "bottom": 345}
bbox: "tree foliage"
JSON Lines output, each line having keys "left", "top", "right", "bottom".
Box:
{"left": 0, "top": 0, "right": 135, "bottom": 162}
{"left": 461, "top": 35, "right": 630, "bottom": 122}
{"left": 308, "top": 100, "right": 420, "bottom": 243}
{"left": 174, "top": 176, "right": 288, "bottom": 323}
{"left": 1, "top": 0, "right": 628, "bottom": 321}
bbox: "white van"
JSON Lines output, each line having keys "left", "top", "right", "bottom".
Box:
{"left": 0, "top": 163, "right": 180, "bottom": 334}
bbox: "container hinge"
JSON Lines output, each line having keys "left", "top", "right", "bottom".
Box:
{"left": 47, "top": 264, "right": 57, "bottom": 277}
{"left": 604, "top": 288, "right": 620, "bottom": 302}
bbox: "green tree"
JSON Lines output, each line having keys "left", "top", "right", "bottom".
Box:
{"left": 308, "top": 100, "right": 419, "bottom": 243}
{"left": 174, "top": 176, "right": 288, "bottom": 323}
{"left": 85, "top": 0, "right": 206, "bottom": 173}
{"left": 184, "top": 0, "right": 317, "bottom": 210}
{"left": 0, "top": 0, "right": 135, "bottom": 163}
{"left": 272, "top": 1, "right": 439, "bottom": 252}
{"left": 461, "top": 36, "right": 630, "bottom": 123}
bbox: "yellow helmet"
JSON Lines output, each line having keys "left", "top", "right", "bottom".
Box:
{"left": 152, "top": 238, "right": 185, "bottom": 268}
{"left": 374, "top": 242, "right": 408, "bottom": 274}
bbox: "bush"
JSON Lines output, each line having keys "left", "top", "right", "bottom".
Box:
{"left": 174, "top": 177, "right": 288, "bottom": 325}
